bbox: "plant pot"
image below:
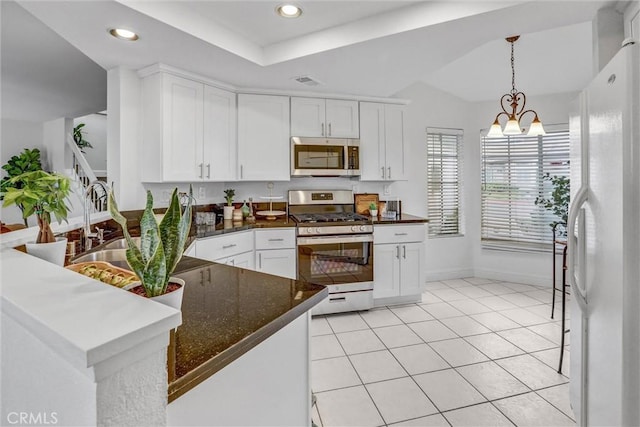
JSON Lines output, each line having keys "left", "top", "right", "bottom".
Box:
{"left": 125, "top": 277, "right": 185, "bottom": 310}
{"left": 25, "top": 237, "right": 67, "bottom": 266}
{"left": 223, "top": 205, "right": 234, "bottom": 220}
{"left": 370, "top": 209, "right": 378, "bottom": 218}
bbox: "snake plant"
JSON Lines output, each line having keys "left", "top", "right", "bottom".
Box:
{"left": 108, "top": 187, "right": 193, "bottom": 297}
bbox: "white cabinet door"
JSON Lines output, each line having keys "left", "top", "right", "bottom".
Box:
{"left": 359, "top": 102, "right": 406, "bottom": 181}
{"left": 256, "top": 248, "right": 297, "bottom": 279}
{"left": 290, "top": 97, "right": 325, "bottom": 137}
{"left": 217, "top": 251, "right": 255, "bottom": 270}
{"left": 373, "top": 243, "right": 401, "bottom": 299}
{"left": 383, "top": 104, "right": 406, "bottom": 181}
{"left": 325, "top": 99, "right": 359, "bottom": 138}
{"left": 238, "top": 94, "right": 290, "bottom": 181}
{"left": 359, "top": 102, "right": 386, "bottom": 180}
{"left": 161, "top": 74, "right": 204, "bottom": 182}
{"left": 399, "top": 242, "right": 424, "bottom": 296}
{"left": 203, "top": 86, "right": 236, "bottom": 181}
{"left": 291, "top": 98, "right": 359, "bottom": 138}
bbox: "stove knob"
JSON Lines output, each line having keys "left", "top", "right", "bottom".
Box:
{"left": 306, "top": 227, "right": 314, "bottom": 234}
{"left": 360, "top": 225, "right": 367, "bottom": 232}
{"left": 316, "top": 228, "right": 322, "bottom": 234}
{"left": 351, "top": 225, "right": 358, "bottom": 232}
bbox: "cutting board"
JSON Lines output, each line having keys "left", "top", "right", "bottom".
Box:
{"left": 354, "top": 193, "right": 379, "bottom": 215}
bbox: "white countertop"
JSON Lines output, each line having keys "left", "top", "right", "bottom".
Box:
{"left": 0, "top": 212, "right": 111, "bottom": 249}
{"left": 0, "top": 248, "right": 181, "bottom": 371}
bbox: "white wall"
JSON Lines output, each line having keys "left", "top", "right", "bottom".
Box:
{"left": 1, "top": 119, "right": 44, "bottom": 226}
{"left": 393, "top": 82, "right": 476, "bottom": 280}
{"left": 74, "top": 113, "right": 107, "bottom": 174}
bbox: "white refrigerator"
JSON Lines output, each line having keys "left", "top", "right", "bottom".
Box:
{"left": 568, "top": 41, "right": 640, "bottom": 426}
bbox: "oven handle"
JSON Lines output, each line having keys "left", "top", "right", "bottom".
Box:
{"left": 297, "top": 234, "right": 373, "bottom": 245}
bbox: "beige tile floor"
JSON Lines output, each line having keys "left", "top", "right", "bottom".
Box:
{"left": 311, "top": 277, "right": 572, "bottom": 427}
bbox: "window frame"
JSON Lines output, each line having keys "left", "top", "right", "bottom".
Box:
{"left": 426, "top": 127, "right": 464, "bottom": 239}
{"left": 480, "top": 124, "right": 570, "bottom": 252}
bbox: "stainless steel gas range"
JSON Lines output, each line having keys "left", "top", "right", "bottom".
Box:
{"left": 289, "top": 190, "right": 374, "bottom": 315}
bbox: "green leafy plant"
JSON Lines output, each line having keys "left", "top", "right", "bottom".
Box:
{"left": 224, "top": 188, "right": 235, "bottom": 206}
{"left": 1, "top": 149, "right": 44, "bottom": 225}
{"left": 535, "top": 173, "right": 570, "bottom": 229}
{"left": 73, "top": 123, "right": 93, "bottom": 153}
{"left": 108, "top": 187, "right": 193, "bottom": 297}
{"left": 369, "top": 202, "right": 377, "bottom": 210}
{"left": 2, "top": 170, "right": 71, "bottom": 243}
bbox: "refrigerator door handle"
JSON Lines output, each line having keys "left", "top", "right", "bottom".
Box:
{"left": 567, "top": 185, "right": 589, "bottom": 313}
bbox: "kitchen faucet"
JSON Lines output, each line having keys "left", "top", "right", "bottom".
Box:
{"left": 84, "top": 180, "right": 110, "bottom": 250}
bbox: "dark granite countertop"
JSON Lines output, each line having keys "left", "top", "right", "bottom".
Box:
{"left": 195, "top": 217, "right": 295, "bottom": 238}
{"left": 168, "top": 256, "right": 327, "bottom": 402}
{"left": 372, "top": 213, "right": 429, "bottom": 224}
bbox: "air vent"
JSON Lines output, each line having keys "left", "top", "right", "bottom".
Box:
{"left": 292, "top": 75, "right": 323, "bottom": 86}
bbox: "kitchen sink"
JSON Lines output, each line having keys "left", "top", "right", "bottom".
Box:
{"left": 101, "top": 236, "right": 141, "bottom": 250}
{"left": 71, "top": 249, "right": 128, "bottom": 264}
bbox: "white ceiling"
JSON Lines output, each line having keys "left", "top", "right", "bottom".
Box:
{"left": 2, "top": 0, "right": 624, "bottom": 122}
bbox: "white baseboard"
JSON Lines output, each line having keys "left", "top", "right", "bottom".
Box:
{"left": 473, "top": 268, "right": 551, "bottom": 287}
{"left": 425, "top": 268, "right": 474, "bottom": 282}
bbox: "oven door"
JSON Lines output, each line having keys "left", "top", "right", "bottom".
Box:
{"left": 297, "top": 234, "right": 373, "bottom": 288}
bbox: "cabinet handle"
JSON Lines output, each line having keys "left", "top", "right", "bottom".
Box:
{"left": 268, "top": 238, "right": 284, "bottom": 242}
{"left": 199, "top": 163, "right": 204, "bottom": 178}
{"left": 259, "top": 253, "right": 262, "bottom": 268}
{"left": 321, "top": 123, "right": 325, "bottom": 136}
{"left": 396, "top": 245, "right": 400, "bottom": 259}
{"left": 395, "top": 233, "right": 408, "bottom": 236}
{"left": 207, "top": 164, "right": 211, "bottom": 179}
{"left": 403, "top": 245, "right": 406, "bottom": 259}
{"left": 222, "top": 244, "right": 237, "bottom": 249}
{"left": 381, "top": 167, "right": 385, "bottom": 179}
{"left": 200, "top": 270, "right": 204, "bottom": 286}
{"left": 207, "top": 269, "right": 211, "bottom": 283}
{"left": 329, "top": 296, "right": 346, "bottom": 302}
{"left": 240, "top": 164, "right": 243, "bottom": 179}
{"left": 388, "top": 167, "right": 392, "bottom": 180}
{"left": 328, "top": 123, "right": 332, "bottom": 136}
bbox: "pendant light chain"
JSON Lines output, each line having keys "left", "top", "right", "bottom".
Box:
{"left": 510, "top": 40, "right": 517, "bottom": 95}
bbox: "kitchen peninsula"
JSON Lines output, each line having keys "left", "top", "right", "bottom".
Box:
{"left": 0, "top": 217, "right": 327, "bottom": 426}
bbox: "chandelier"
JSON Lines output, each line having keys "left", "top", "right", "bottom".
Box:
{"left": 487, "top": 35, "right": 545, "bottom": 137}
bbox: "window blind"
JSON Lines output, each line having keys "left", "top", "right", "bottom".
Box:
{"left": 481, "top": 127, "right": 570, "bottom": 250}
{"left": 427, "top": 128, "right": 462, "bottom": 237}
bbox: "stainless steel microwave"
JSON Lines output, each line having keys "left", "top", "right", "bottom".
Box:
{"left": 291, "top": 137, "right": 360, "bottom": 177}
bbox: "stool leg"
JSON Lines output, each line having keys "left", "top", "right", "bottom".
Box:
{"left": 551, "top": 225, "right": 557, "bottom": 319}
{"left": 558, "top": 246, "right": 568, "bottom": 374}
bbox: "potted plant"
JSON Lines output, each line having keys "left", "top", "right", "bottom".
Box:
{"left": 223, "top": 188, "right": 235, "bottom": 220}
{"left": 369, "top": 202, "right": 378, "bottom": 218}
{"left": 108, "top": 187, "right": 192, "bottom": 309}
{"left": 1, "top": 148, "right": 43, "bottom": 226}
{"left": 2, "top": 170, "right": 71, "bottom": 265}
{"left": 535, "top": 173, "right": 570, "bottom": 236}
{"left": 73, "top": 123, "right": 93, "bottom": 153}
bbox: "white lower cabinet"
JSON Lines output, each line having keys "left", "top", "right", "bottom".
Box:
{"left": 373, "top": 224, "right": 425, "bottom": 303}
{"left": 193, "top": 228, "right": 295, "bottom": 279}
{"left": 216, "top": 250, "right": 254, "bottom": 269}
{"left": 194, "top": 230, "right": 254, "bottom": 266}
{"left": 255, "top": 248, "right": 296, "bottom": 279}
{"left": 254, "top": 228, "right": 296, "bottom": 279}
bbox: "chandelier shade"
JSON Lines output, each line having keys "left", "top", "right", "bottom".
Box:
{"left": 487, "top": 36, "right": 545, "bottom": 138}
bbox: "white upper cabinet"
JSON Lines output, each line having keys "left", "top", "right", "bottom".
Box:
{"left": 359, "top": 102, "right": 407, "bottom": 181}
{"left": 291, "top": 97, "right": 359, "bottom": 138}
{"left": 237, "top": 94, "right": 291, "bottom": 181}
{"left": 203, "top": 85, "right": 237, "bottom": 181}
{"left": 141, "top": 72, "right": 236, "bottom": 182}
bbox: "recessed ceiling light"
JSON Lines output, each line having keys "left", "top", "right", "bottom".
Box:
{"left": 276, "top": 4, "right": 302, "bottom": 18}
{"left": 109, "top": 28, "right": 139, "bottom": 41}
